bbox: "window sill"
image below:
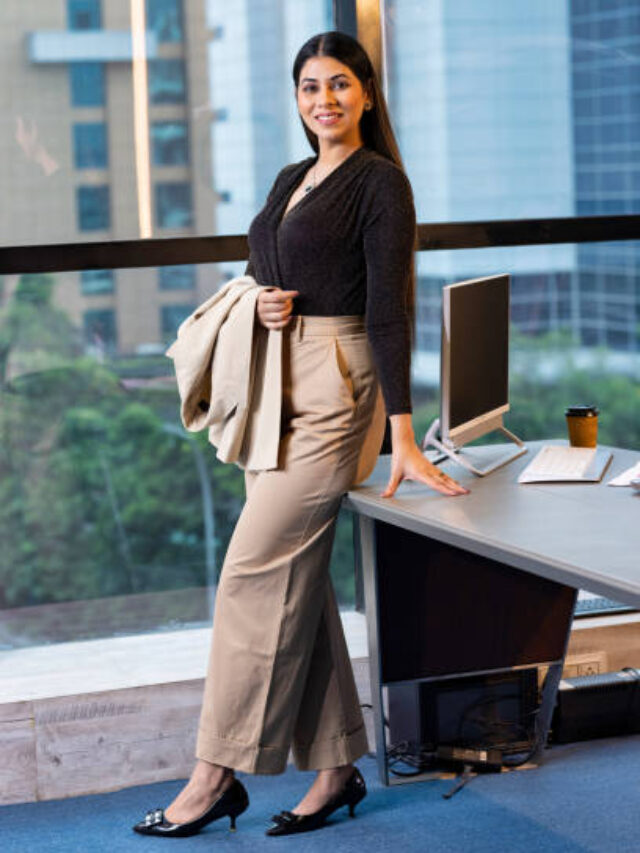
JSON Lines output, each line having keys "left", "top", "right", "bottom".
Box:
{"left": 0, "top": 611, "right": 368, "bottom": 706}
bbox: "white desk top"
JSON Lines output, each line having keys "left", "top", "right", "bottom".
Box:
{"left": 344, "top": 440, "right": 639, "bottom": 607}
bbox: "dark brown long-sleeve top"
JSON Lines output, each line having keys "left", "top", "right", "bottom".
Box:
{"left": 245, "top": 146, "right": 415, "bottom": 415}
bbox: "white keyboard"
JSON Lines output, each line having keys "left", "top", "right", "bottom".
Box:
{"left": 518, "top": 445, "right": 597, "bottom": 483}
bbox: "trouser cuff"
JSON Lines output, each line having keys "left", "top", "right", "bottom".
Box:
{"left": 195, "top": 731, "right": 289, "bottom": 775}
{"left": 292, "top": 723, "right": 369, "bottom": 771}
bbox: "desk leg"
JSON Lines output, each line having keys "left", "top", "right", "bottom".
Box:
{"left": 357, "top": 515, "right": 389, "bottom": 786}
{"left": 534, "top": 588, "right": 579, "bottom": 759}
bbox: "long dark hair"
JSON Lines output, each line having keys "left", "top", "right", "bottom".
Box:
{"left": 292, "top": 31, "right": 416, "bottom": 340}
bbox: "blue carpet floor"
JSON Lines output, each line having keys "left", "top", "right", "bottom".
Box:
{"left": 3, "top": 735, "right": 639, "bottom": 853}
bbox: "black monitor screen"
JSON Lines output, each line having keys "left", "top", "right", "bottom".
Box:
{"left": 445, "top": 275, "right": 509, "bottom": 431}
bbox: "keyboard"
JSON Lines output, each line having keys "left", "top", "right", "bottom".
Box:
{"left": 518, "top": 445, "right": 612, "bottom": 483}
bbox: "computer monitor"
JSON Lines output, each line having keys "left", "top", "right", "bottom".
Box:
{"left": 442, "top": 274, "right": 510, "bottom": 445}
{"left": 422, "top": 273, "right": 526, "bottom": 476}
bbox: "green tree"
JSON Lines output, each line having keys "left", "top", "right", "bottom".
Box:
{"left": 0, "top": 274, "right": 78, "bottom": 387}
{"left": 0, "top": 275, "right": 246, "bottom": 615}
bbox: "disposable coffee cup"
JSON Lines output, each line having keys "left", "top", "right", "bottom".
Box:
{"left": 565, "top": 405, "right": 599, "bottom": 448}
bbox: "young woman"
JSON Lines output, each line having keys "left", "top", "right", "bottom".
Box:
{"left": 133, "top": 30, "right": 468, "bottom": 840}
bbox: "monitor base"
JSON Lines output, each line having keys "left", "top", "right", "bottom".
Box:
{"left": 421, "top": 418, "right": 527, "bottom": 477}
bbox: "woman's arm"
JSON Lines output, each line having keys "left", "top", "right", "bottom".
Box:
{"left": 361, "top": 164, "right": 468, "bottom": 498}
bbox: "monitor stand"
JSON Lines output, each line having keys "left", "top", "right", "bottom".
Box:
{"left": 421, "top": 418, "right": 527, "bottom": 477}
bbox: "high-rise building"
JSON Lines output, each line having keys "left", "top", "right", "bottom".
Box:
{"left": 386, "top": 0, "right": 577, "bottom": 366}
{"left": 206, "top": 0, "right": 332, "bottom": 279}
{"left": 385, "top": 0, "right": 637, "bottom": 379}
{"left": 570, "top": 0, "right": 639, "bottom": 351}
{"left": 1, "top": 0, "right": 214, "bottom": 356}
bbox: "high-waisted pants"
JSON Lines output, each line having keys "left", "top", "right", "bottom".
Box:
{"left": 195, "top": 315, "right": 387, "bottom": 774}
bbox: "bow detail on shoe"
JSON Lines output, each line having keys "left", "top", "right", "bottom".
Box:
{"left": 144, "top": 808, "right": 166, "bottom": 827}
{"left": 269, "top": 810, "right": 300, "bottom": 826}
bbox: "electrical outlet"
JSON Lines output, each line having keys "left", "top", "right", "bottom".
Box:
{"left": 563, "top": 651, "right": 608, "bottom": 678}
{"left": 577, "top": 660, "right": 601, "bottom": 676}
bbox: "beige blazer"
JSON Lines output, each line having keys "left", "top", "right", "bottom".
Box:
{"left": 165, "top": 276, "right": 282, "bottom": 471}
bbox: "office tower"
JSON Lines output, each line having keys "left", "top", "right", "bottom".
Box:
{"left": 386, "top": 0, "right": 637, "bottom": 380}
{"left": 570, "top": 0, "right": 640, "bottom": 351}
{"left": 206, "top": 0, "right": 331, "bottom": 279}
{"left": 1, "top": 0, "right": 213, "bottom": 356}
{"left": 386, "top": 0, "right": 577, "bottom": 368}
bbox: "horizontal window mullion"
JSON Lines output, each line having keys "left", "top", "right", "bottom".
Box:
{"left": 1, "top": 215, "right": 640, "bottom": 275}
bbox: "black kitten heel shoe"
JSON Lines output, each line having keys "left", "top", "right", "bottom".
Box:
{"left": 132, "top": 777, "right": 249, "bottom": 838}
{"left": 265, "top": 766, "right": 366, "bottom": 836}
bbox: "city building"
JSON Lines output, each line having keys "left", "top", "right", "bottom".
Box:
{"left": 570, "top": 0, "right": 639, "bottom": 351}
{"left": 1, "top": 0, "right": 214, "bottom": 356}
{"left": 385, "top": 0, "right": 637, "bottom": 378}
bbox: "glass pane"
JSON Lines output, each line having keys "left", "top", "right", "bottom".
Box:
{"left": 84, "top": 307, "right": 117, "bottom": 354}
{"left": 410, "top": 241, "right": 639, "bottom": 453}
{"left": 0, "top": 264, "right": 223, "bottom": 646}
{"left": 155, "top": 182, "right": 193, "bottom": 228}
{"left": 69, "top": 63, "right": 105, "bottom": 107}
{"left": 383, "top": 0, "right": 640, "bottom": 222}
{"left": 1, "top": 1, "right": 332, "bottom": 246}
{"left": 158, "top": 264, "right": 195, "bottom": 290}
{"left": 148, "top": 59, "right": 186, "bottom": 104}
{"left": 68, "top": 0, "right": 101, "bottom": 30}
{"left": 0, "top": 261, "right": 359, "bottom": 648}
{"left": 151, "top": 121, "right": 189, "bottom": 165}
{"left": 77, "top": 185, "right": 110, "bottom": 230}
{"left": 160, "top": 302, "right": 194, "bottom": 341}
{"left": 147, "top": 0, "right": 184, "bottom": 42}
{"left": 81, "top": 269, "right": 115, "bottom": 294}
{"left": 73, "top": 123, "right": 108, "bottom": 169}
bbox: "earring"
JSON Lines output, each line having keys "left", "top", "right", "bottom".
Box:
{"left": 364, "top": 102, "right": 373, "bottom": 110}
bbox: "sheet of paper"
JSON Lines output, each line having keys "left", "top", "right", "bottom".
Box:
{"left": 607, "top": 460, "right": 640, "bottom": 486}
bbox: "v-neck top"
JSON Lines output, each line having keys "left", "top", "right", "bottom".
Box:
{"left": 245, "top": 146, "right": 415, "bottom": 415}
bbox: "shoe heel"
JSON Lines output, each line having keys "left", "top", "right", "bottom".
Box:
{"left": 228, "top": 794, "right": 249, "bottom": 832}
{"left": 348, "top": 803, "right": 356, "bottom": 818}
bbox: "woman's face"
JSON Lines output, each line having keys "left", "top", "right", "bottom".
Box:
{"left": 296, "top": 55, "right": 369, "bottom": 150}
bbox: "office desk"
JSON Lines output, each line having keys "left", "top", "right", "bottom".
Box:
{"left": 343, "top": 441, "right": 639, "bottom": 785}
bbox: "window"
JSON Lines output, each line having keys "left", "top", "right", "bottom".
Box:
{"left": 147, "top": 0, "right": 183, "bottom": 42}
{"left": 73, "top": 123, "right": 107, "bottom": 169}
{"left": 81, "top": 269, "right": 114, "bottom": 294}
{"left": 77, "top": 186, "right": 110, "bottom": 231}
{"left": 83, "top": 308, "right": 117, "bottom": 353}
{"left": 68, "top": 0, "right": 101, "bottom": 30}
{"left": 161, "top": 304, "right": 194, "bottom": 341}
{"left": 158, "top": 265, "right": 195, "bottom": 290}
{"left": 70, "top": 63, "right": 105, "bottom": 107}
{"left": 151, "top": 122, "right": 189, "bottom": 165}
{"left": 155, "top": 183, "right": 192, "bottom": 228}
{"left": 148, "top": 60, "right": 186, "bottom": 104}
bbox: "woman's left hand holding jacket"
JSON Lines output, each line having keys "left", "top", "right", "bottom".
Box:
{"left": 257, "top": 287, "right": 299, "bottom": 330}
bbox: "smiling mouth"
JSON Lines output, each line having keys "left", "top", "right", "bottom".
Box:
{"left": 315, "top": 113, "right": 342, "bottom": 123}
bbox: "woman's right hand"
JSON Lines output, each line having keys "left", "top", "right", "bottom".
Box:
{"left": 256, "top": 287, "right": 299, "bottom": 330}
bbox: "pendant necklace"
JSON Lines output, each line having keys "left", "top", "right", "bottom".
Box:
{"left": 303, "top": 165, "right": 317, "bottom": 194}
{"left": 303, "top": 148, "right": 360, "bottom": 195}
{"left": 303, "top": 159, "right": 339, "bottom": 194}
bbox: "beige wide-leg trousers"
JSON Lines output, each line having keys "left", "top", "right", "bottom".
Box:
{"left": 195, "top": 315, "right": 386, "bottom": 774}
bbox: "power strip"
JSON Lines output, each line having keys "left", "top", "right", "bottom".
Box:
{"left": 436, "top": 744, "right": 503, "bottom": 770}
